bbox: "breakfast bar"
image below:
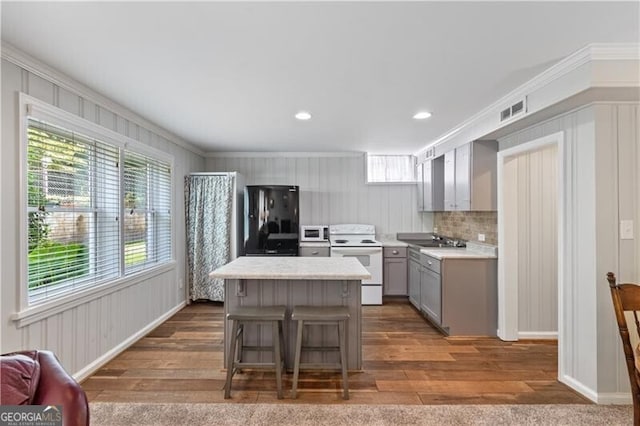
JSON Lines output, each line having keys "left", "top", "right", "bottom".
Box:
{"left": 209, "top": 256, "right": 371, "bottom": 371}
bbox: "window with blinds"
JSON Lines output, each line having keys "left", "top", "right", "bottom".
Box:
{"left": 26, "top": 115, "right": 172, "bottom": 306}
{"left": 366, "top": 154, "right": 416, "bottom": 183}
{"left": 123, "top": 150, "right": 172, "bottom": 273}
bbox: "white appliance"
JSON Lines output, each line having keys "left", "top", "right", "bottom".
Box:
{"left": 329, "top": 224, "right": 383, "bottom": 305}
{"left": 300, "top": 225, "right": 329, "bottom": 242}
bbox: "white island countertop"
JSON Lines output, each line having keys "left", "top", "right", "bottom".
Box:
{"left": 209, "top": 256, "right": 372, "bottom": 280}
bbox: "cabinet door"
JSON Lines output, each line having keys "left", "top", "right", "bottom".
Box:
{"left": 443, "top": 150, "right": 456, "bottom": 211}
{"left": 416, "top": 162, "right": 425, "bottom": 211}
{"left": 299, "top": 247, "right": 330, "bottom": 257}
{"left": 423, "top": 160, "right": 433, "bottom": 211}
{"left": 454, "top": 143, "right": 471, "bottom": 210}
{"left": 421, "top": 268, "right": 442, "bottom": 325}
{"left": 408, "top": 258, "right": 421, "bottom": 309}
{"left": 384, "top": 258, "right": 408, "bottom": 295}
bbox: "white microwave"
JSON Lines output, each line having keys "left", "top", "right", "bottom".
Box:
{"left": 300, "top": 225, "right": 329, "bottom": 242}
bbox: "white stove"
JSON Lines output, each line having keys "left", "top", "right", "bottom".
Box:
{"left": 329, "top": 224, "right": 383, "bottom": 305}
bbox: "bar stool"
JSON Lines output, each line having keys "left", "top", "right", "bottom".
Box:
{"left": 224, "top": 305, "right": 286, "bottom": 399}
{"left": 291, "top": 305, "right": 350, "bottom": 399}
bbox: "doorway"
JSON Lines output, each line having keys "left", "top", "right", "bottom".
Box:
{"left": 497, "top": 132, "right": 564, "bottom": 359}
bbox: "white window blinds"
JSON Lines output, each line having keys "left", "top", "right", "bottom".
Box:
{"left": 367, "top": 154, "right": 416, "bottom": 183}
{"left": 25, "top": 111, "right": 173, "bottom": 306}
{"left": 123, "top": 150, "right": 172, "bottom": 273}
{"left": 27, "top": 118, "right": 120, "bottom": 303}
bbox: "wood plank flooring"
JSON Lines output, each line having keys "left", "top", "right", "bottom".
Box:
{"left": 83, "top": 299, "right": 590, "bottom": 405}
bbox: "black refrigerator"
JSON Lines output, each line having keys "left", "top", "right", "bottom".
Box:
{"left": 244, "top": 185, "right": 299, "bottom": 256}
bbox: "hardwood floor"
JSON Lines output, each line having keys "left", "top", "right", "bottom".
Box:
{"left": 83, "top": 299, "right": 590, "bottom": 405}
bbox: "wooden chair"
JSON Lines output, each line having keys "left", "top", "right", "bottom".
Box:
{"left": 607, "top": 272, "right": 640, "bottom": 425}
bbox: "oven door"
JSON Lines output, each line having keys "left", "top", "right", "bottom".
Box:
{"left": 330, "top": 246, "right": 382, "bottom": 285}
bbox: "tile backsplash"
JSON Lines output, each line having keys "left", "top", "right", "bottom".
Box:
{"left": 434, "top": 211, "right": 497, "bottom": 245}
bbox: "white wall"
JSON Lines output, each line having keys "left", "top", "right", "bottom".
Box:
{"left": 498, "top": 102, "right": 640, "bottom": 402}
{"left": 206, "top": 154, "right": 432, "bottom": 236}
{"left": 593, "top": 103, "right": 640, "bottom": 400}
{"left": 0, "top": 54, "right": 205, "bottom": 378}
{"left": 503, "top": 145, "right": 559, "bottom": 336}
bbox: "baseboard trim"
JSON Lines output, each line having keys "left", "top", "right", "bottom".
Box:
{"left": 73, "top": 301, "right": 187, "bottom": 382}
{"left": 596, "top": 392, "right": 633, "bottom": 405}
{"left": 551, "top": 372, "right": 632, "bottom": 405}
{"left": 559, "top": 374, "right": 598, "bottom": 403}
{"left": 517, "top": 331, "right": 558, "bottom": 339}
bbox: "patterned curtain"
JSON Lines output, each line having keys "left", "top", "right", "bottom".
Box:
{"left": 185, "top": 174, "right": 233, "bottom": 301}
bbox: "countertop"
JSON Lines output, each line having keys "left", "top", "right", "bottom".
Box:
{"left": 377, "top": 237, "right": 409, "bottom": 247}
{"left": 209, "top": 256, "right": 371, "bottom": 280}
{"left": 382, "top": 233, "right": 498, "bottom": 259}
{"left": 419, "top": 247, "right": 497, "bottom": 260}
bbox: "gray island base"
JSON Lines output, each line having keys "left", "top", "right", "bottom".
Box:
{"left": 209, "top": 257, "right": 371, "bottom": 371}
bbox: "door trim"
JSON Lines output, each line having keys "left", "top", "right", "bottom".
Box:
{"left": 497, "top": 131, "right": 565, "bottom": 375}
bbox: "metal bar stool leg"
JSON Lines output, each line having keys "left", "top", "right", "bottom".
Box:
{"left": 272, "top": 320, "right": 283, "bottom": 399}
{"left": 338, "top": 319, "right": 349, "bottom": 399}
{"left": 291, "top": 319, "right": 305, "bottom": 398}
{"left": 224, "top": 319, "right": 240, "bottom": 399}
{"left": 278, "top": 320, "right": 286, "bottom": 370}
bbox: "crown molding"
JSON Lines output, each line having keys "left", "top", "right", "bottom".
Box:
{"left": 206, "top": 151, "right": 364, "bottom": 158}
{"left": 417, "top": 43, "right": 640, "bottom": 156}
{"left": 1, "top": 42, "right": 205, "bottom": 157}
{"left": 589, "top": 43, "right": 640, "bottom": 60}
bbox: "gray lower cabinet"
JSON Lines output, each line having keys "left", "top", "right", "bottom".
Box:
{"left": 299, "top": 246, "right": 330, "bottom": 257}
{"left": 408, "top": 249, "right": 421, "bottom": 309}
{"left": 383, "top": 247, "right": 407, "bottom": 296}
{"left": 409, "top": 249, "right": 497, "bottom": 336}
{"left": 439, "top": 258, "right": 497, "bottom": 336}
{"left": 420, "top": 255, "right": 441, "bottom": 325}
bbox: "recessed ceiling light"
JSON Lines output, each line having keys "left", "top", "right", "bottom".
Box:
{"left": 413, "top": 111, "right": 432, "bottom": 120}
{"left": 295, "top": 111, "right": 312, "bottom": 120}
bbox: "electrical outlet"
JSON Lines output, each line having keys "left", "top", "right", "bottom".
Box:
{"left": 478, "top": 233, "right": 485, "bottom": 242}
{"left": 433, "top": 227, "right": 438, "bottom": 234}
{"left": 621, "top": 220, "right": 634, "bottom": 240}
{"left": 178, "top": 279, "right": 184, "bottom": 289}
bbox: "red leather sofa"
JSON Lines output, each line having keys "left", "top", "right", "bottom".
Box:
{"left": 1, "top": 350, "right": 89, "bottom": 426}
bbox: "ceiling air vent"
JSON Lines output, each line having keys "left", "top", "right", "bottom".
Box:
{"left": 425, "top": 147, "right": 436, "bottom": 159}
{"left": 500, "top": 98, "right": 527, "bottom": 122}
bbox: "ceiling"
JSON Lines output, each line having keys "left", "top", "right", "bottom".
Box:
{"left": 2, "top": 2, "right": 638, "bottom": 155}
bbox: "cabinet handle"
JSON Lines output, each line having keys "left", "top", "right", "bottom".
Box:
{"left": 427, "top": 261, "right": 432, "bottom": 266}
{"left": 311, "top": 251, "right": 319, "bottom": 255}
{"left": 392, "top": 250, "right": 399, "bottom": 255}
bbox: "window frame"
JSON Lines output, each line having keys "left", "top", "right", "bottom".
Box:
{"left": 365, "top": 153, "right": 418, "bottom": 184}
{"left": 17, "top": 93, "right": 175, "bottom": 321}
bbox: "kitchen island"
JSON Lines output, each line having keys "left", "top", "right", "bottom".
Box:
{"left": 209, "top": 256, "right": 370, "bottom": 371}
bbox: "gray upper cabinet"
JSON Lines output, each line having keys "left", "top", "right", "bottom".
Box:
{"left": 417, "top": 157, "right": 444, "bottom": 212}
{"left": 416, "top": 162, "right": 425, "bottom": 211}
{"left": 443, "top": 140, "right": 498, "bottom": 211}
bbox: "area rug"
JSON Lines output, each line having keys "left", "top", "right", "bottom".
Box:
{"left": 90, "top": 402, "right": 633, "bottom": 426}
